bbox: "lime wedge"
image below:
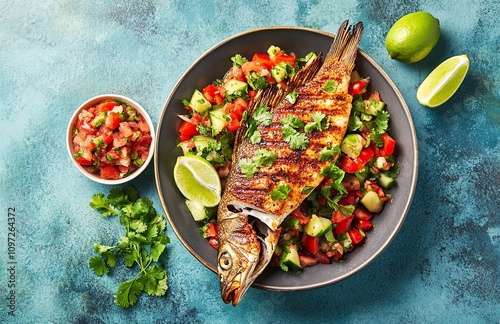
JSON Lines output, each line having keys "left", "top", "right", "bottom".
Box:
{"left": 417, "top": 54, "right": 470, "bottom": 107}
{"left": 173, "top": 154, "right": 221, "bottom": 207}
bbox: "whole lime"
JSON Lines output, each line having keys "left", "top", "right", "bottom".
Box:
{"left": 385, "top": 11, "right": 440, "bottom": 63}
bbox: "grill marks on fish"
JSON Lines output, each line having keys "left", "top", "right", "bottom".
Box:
{"left": 217, "top": 20, "right": 364, "bottom": 306}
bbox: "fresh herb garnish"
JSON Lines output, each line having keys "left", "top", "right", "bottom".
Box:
{"left": 231, "top": 54, "right": 248, "bottom": 67}
{"left": 280, "top": 115, "right": 309, "bottom": 150}
{"left": 305, "top": 112, "right": 328, "bottom": 133}
{"left": 271, "top": 184, "right": 292, "bottom": 200}
{"left": 319, "top": 145, "right": 341, "bottom": 162}
{"left": 323, "top": 80, "right": 338, "bottom": 93}
{"left": 88, "top": 187, "right": 170, "bottom": 309}
{"left": 245, "top": 103, "right": 272, "bottom": 142}
{"left": 239, "top": 149, "right": 278, "bottom": 178}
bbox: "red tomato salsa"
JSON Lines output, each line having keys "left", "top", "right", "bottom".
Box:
{"left": 71, "top": 99, "right": 152, "bottom": 180}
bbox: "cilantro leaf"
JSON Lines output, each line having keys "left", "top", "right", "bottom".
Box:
{"left": 87, "top": 187, "right": 170, "bottom": 309}
{"left": 305, "top": 112, "right": 328, "bottom": 133}
{"left": 271, "top": 184, "right": 291, "bottom": 200}
{"left": 89, "top": 256, "right": 109, "bottom": 276}
{"left": 245, "top": 104, "right": 272, "bottom": 142}
{"left": 115, "top": 279, "right": 144, "bottom": 308}
{"left": 239, "top": 158, "right": 258, "bottom": 178}
{"left": 280, "top": 115, "right": 304, "bottom": 129}
{"left": 320, "top": 164, "right": 347, "bottom": 195}
{"left": 319, "top": 145, "right": 341, "bottom": 162}
{"left": 323, "top": 80, "right": 338, "bottom": 93}
{"left": 89, "top": 193, "right": 119, "bottom": 217}
{"left": 374, "top": 110, "right": 390, "bottom": 134}
{"left": 348, "top": 115, "right": 363, "bottom": 132}
{"left": 239, "top": 149, "right": 277, "bottom": 178}
{"left": 231, "top": 54, "right": 248, "bottom": 67}
{"left": 287, "top": 132, "right": 309, "bottom": 150}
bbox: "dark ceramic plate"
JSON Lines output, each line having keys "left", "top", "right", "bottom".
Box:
{"left": 154, "top": 26, "right": 418, "bottom": 291}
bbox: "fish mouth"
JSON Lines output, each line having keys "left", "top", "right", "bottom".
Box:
{"left": 222, "top": 279, "right": 242, "bottom": 306}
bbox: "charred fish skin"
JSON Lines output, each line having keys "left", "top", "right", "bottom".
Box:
{"left": 217, "top": 20, "right": 364, "bottom": 306}
{"left": 228, "top": 21, "right": 364, "bottom": 225}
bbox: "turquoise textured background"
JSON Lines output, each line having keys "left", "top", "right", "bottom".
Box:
{"left": 1, "top": 0, "right": 499, "bottom": 323}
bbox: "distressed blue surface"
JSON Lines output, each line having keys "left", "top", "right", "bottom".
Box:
{"left": 0, "top": 0, "right": 499, "bottom": 323}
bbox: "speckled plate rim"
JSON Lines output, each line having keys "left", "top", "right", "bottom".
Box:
{"left": 154, "top": 25, "right": 418, "bottom": 292}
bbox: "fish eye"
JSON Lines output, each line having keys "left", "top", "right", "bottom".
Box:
{"left": 219, "top": 252, "right": 232, "bottom": 270}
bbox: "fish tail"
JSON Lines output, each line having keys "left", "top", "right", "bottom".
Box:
{"left": 324, "top": 20, "right": 364, "bottom": 71}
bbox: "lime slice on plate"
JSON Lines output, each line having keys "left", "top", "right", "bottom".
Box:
{"left": 173, "top": 154, "right": 221, "bottom": 207}
{"left": 417, "top": 54, "right": 470, "bottom": 108}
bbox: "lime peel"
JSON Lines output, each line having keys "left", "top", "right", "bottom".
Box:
{"left": 417, "top": 54, "right": 470, "bottom": 108}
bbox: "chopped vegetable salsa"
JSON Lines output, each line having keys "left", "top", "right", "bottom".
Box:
{"left": 71, "top": 99, "right": 152, "bottom": 180}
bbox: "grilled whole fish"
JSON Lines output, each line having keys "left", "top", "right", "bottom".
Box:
{"left": 217, "top": 20, "right": 364, "bottom": 306}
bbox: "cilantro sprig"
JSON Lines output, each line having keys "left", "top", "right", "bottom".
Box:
{"left": 239, "top": 148, "right": 278, "bottom": 178}
{"left": 88, "top": 187, "right": 170, "bottom": 308}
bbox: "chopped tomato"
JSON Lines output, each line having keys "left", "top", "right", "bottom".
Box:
{"left": 302, "top": 235, "right": 319, "bottom": 255}
{"left": 205, "top": 222, "right": 217, "bottom": 237}
{"left": 356, "top": 219, "right": 373, "bottom": 231}
{"left": 331, "top": 210, "right": 354, "bottom": 235}
{"left": 76, "top": 157, "right": 92, "bottom": 166}
{"left": 314, "top": 251, "right": 331, "bottom": 264}
{"left": 348, "top": 77, "right": 370, "bottom": 95}
{"left": 251, "top": 53, "right": 274, "bottom": 69}
{"left": 377, "top": 133, "right": 396, "bottom": 157}
{"left": 178, "top": 121, "right": 199, "bottom": 141}
{"left": 290, "top": 209, "right": 311, "bottom": 225}
{"left": 96, "top": 101, "right": 118, "bottom": 113}
{"left": 274, "top": 51, "right": 296, "bottom": 66}
{"left": 299, "top": 253, "right": 317, "bottom": 268}
{"left": 208, "top": 237, "right": 218, "bottom": 249}
{"left": 105, "top": 112, "right": 121, "bottom": 130}
{"left": 226, "top": 113, "right": 240, "bottom": 132}
{"left": 348, "top": 228, "right": 365, "bottom": 245}
{"left": 100, "top": 165, "right": 120, "bottom": 180}
{"left": 353, "top": 206, "right": 372, "bottom": 221}
{"left": 341, "top": 146, "right": 374, "bottom": 173}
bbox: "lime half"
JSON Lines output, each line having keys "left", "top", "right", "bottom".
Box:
{"left": 417, "top": 54, "right": 470, "bottom": 108}
{"left": 173, "top": 154, "right": 221, "bottom": 207}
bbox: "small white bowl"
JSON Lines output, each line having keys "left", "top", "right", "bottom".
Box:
{"left": 66, "top": 94, "right": 155, "bottom": 185}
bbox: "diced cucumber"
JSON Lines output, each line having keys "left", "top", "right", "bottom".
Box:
{"left": 364, "top": 98, "right": 386, "bottom": 116}
{"left": 189, "top": 89, "right": 211, "bottom": 113}
{"left": 360, "top": 191, "right": 383, "bottom": 213}
{"left": 271, "top": 62, "right": 288, "bottom": 83}
{"left": 303, "top": 51, "right": 318, "bottom": 67}
{"left": 267, "top": 45, "right": 281, "bottom": 60}
{"left": 355, "top": 166, "right": 370, "bottom": 182}
{"left": 178, "top": 141, "right": 193, "bottom": 155}
{"left": 208, "top": 107, "right": 228, "bottom": 135}
{"left": 224, "top": 79, "right": 248, "bottom": 96}
{"left": 192, "top": 135, "right": 216, "bottom": 151}
{"left": 341, "top": 134, "right": 364, "bottom": 159}
{"left": 185, "top": 200, "right": 209, "bottom": 221}
{"left": 280, "top": 244, "right": 302, "bottom": 270}
{"left": 304, "top": 214, "right": 333, "bottom": 237}
{"left": 336, "top": 232, "right": 352, "bottom": 251}
{"left": 379, "top": 173, "right": 395, "bottom": 189}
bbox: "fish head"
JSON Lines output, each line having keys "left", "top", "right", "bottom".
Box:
{"left": 217, "top": 199, "right": 282, "bottom": 306}
{"left": 217, "top": 211, "right": 261, "bottom": 306}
